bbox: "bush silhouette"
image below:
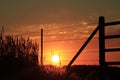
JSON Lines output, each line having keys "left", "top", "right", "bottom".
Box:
{"left": 0, "top": 33, "right": 67, "bottom": 80}
{"left": 0, "top": 33, "right": 40, "bottom": 79}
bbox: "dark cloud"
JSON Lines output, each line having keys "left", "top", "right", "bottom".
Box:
{"left": 0, "top": 0, "right": 120, "bottom": 27}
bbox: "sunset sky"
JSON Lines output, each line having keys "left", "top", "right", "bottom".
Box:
{"left": 0, "top": 0, "right": 120, "bottom": 66}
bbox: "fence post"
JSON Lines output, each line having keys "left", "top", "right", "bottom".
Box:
{"left": 41, "top": 29, "right": 43, "bottom": 66}
{"left": 99, "top": 16, "right": 105, "bottom": 67}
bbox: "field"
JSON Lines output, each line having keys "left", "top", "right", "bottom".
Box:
{"left": 0, "top": 64, "right": 120, "bottom": 80}
{"left": 0, "top": 34, "right": 120, "bottom": 80}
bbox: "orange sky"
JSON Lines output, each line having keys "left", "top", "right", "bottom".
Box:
{"left": 1, "top": 19, "right": 120, "bottom": 66}
{"left": 34, "top": 23, "right": 120, "bottom": 66}
{"left": 0, "top": 0, "right": 120, "bottom": 66}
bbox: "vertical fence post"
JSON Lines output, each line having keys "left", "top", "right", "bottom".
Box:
{"left": 41, "top": 29, "right": 43, "bottom": 66}
{"left": 99, "top": 16, "right": 105, "bottom": 67}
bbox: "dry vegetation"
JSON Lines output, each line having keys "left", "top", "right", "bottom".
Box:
{"left": 0, "top": 33, "right": 120, "bottom": 80}
{"left": 0, "top": 33, "right": 67, "bottom": 80}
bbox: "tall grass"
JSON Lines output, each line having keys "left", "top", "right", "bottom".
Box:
{"left": 0, "top": 33, "right": 68, "bottom": 80}
{"left": 0, "top": 33, "right": 39, "bottom": 79}
{"left": 0, "top": 33, "right": 38, "bottom": 66}
{"left": 0, "top": 33, "right": 120, "bottom": 80}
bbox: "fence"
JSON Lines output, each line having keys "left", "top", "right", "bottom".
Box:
{"left": 67, "top": 16, "right": 120, "bottom": 68}
{"left": 99, "top": 16, "right": 120, "bottom": 67}
{"left": 2, "top": 16, "right": 119, "bottom": 67}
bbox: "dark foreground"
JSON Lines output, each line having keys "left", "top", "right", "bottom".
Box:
{"left": 0, "top": 64, "right": 120, "bottom": 80}
{"left": 0, "top": 35, "right": 120, "bottom": 80}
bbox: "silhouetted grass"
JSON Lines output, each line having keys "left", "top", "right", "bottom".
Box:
{"left": 0, "top": 34, "right": 67, "bottom": 80}
{"left": 68, "top": 65, "right": 120, "bottom": 80}
{"left": 0, "top": 34, "right": 39, "bottom": 80}
{"left": 0, "top": 33, "right": 120, "bottom": 80}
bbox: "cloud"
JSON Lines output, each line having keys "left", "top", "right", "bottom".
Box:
{"left": 30, "top": 36, "right": 40, "bottom": 40}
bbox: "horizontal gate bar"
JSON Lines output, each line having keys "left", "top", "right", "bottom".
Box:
{"left": 105, "top": 21, "right": 120, "bottom": 26}
{"left": 105, "top": 35, "right": 120, "bottom": 39}
{"left": 106, "top": 62, "right": 120, "bottom": 65}
{"left": 105, "top": 48, "right": 120, "bottom": 52}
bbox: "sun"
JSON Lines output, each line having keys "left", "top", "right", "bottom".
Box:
{"left": 52, "top": 55, "right": 60, "bottom": 63}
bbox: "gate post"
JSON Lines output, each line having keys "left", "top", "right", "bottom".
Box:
{"left": 99, "top": 16, "right": 105, "bottom": 67}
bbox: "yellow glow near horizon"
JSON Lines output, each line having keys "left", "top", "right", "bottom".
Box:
{"left": 52, "top": 55, "right": 60, "bottom": 63}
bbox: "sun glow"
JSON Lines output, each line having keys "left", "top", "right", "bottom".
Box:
{"left": 52, "top": 55, "right": 60, "bottom": 63}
